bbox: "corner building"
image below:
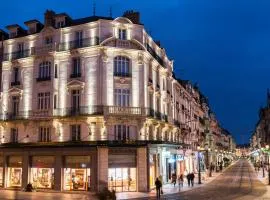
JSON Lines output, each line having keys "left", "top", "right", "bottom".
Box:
{"left": 0, "top": 10, "right": 200, "bottom": 192}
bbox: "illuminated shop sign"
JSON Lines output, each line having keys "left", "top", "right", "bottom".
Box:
{"left": 176, "top": 155, "right": 185, "bottom": 161}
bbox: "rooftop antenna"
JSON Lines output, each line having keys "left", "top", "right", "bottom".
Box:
{"left": 93, "top": 1, "right": 96, "bottom": 16}
{"left": 109, "top": 6, "right": 112, "bottom": 18}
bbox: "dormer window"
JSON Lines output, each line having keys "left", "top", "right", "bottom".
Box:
{"left": 56, "top": 21, "right": 65, "bottom": 28}
{"left": 10, "top": 31, "right": 17, "bottom": 38}
{"left": 44, "top": 36, "right": 53, "bottom": 45}
{"left": 118, "top": 29, "right": 127, "bottom": 40}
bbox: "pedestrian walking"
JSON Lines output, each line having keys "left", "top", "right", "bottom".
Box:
{"left": 155, "top": 178, "right": 162, "bottom": 199}
{"left": 178, "top": 174, "right": 184, "bottom": 189}
{"left": 172, "top": 173, "right": 177, "bottom": 187}
{"left": 190, "top": 172, "right": 195, "bottom": 187}
{"left": 187, "top": 172, "right": 191, "bottom": 187}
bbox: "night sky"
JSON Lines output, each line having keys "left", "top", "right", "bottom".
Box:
{"left": 1, "top": 0, "right": 270, "bottom": 144}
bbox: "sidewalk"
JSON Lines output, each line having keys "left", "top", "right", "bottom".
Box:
{"left": 117, "top": 171, "right": 222, "bottom": 200}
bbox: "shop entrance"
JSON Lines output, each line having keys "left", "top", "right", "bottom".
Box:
{"left": 108, "top": 168, "right": 136, "bottom": 192}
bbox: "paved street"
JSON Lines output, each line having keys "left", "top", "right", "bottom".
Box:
{"left": 129, "top": 159, "right": 268, "bottom": 200}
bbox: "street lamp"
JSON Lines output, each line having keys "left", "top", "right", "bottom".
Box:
{"left": 208, "top": 148, "right": 212, "bottom": 177}
{"left": 197, "top": 146, "right": 202, "bottom": 184}
{"left": 261, "top": 147, "right": 265, "bottom": 178}
{"left": 215, "top": 149, "right": 218, "bottom": 172}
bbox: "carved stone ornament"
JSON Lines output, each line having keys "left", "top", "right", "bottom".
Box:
{"left": 137, "top": 52, "right": 144, "bottom": 65}
{"left": 100, "top": 48, "right": 108, "bottom": 62}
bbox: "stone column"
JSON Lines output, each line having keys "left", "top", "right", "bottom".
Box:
{"left": 97, "top": 147, "right": 108, "bottom": 192}
{"left": 137, "top": 147, "right": 148, "bottom": 192}
{"left": 54, "top": 155, "right": 62, "bottom": 191}
{"left": 22, "top": 152, "right": 29, "bottom": 189}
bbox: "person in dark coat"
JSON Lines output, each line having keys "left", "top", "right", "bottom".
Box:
{"left": 190, "top": 172, "right": 195, "bottom": 187}
{"left": 155, "top": 178, "right": 162, "bottom": 199}
{"left": 172, "top": 173, "right": 177, "bottom": 187}
{"left": 187, "top": 173, "right": 191, "bottom": 187}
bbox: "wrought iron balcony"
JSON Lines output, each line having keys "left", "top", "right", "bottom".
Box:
{"left": 36, "top": 77, "right": 51, "bottom": 82}
{"left": 70, "top": 73, "right": 81, "bottom": 78}
{"left": 31, "top": 44, "right": 56, "bottom": 55}
{"left": 146, "top": 44, "right": 164, "bottom": 67}
{"left": 11, "top": 81, "right": 21, "bottom": 86}
{"left": 113, "top": 72, "right": 131, "bottom": 77}
{"left": 3, "top": 49, "right": 31, "bottom": 61}
{"left": 53, "top": 106, "right": 104, "bottom": 117}
{"left": 58, "top": 37, "right": 100, "bottom": 51}
{"left": 2, "top": 111, "right": 30, "bottom": 121}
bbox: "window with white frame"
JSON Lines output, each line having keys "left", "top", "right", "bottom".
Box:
{"left": 71, "top": 58, "right": 81, "bottom": 77}
{"left": 70, "top": 125, "right": 81, "bottom": 141}
{"left": 12, "top": 67, "right": 19, "bottom": 83}
{"left": 71, "top": 90, "right": 80, "bottom": 109}
{"left": 10, "top": 128, "right": 18, "bottom": 143}
{"left": 75, "top": 31, "right": 83, "bottom": 47}
{"left": 118, "top": 29, "right": 127, "bottom": 40}
{"left": 114, "top": 88, "right": 130, "bottom": 107}
{"left": 38, "top": 92, "right": 50, "bottom": 110}
{"left": 56, "top": 21, "right": 65, "bottom": 28}
{"left": 11, "top": 96, "right": 20, "bottom": 115}
{"left": 39, "top": 127, "right": 51, "bottom": 142}
{"left": 114, "top": 56, "right": 130, "bottom": 77}
{"left": 114, "top": 125, "right": 130, "bottom": 141}
{"left": 38, "top": 61, "right": 51, "bottom": 79}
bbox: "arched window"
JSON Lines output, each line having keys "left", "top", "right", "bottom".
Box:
{"left": 38, "top": 61, "right": 51, "bottom": 80}
{"left": 114, "top": 56, "right": 130, "bottom": 77}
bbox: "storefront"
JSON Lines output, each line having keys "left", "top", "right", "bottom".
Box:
{"left": 0, "top": 157, "right": 3, "bottom": 187}
{"left": 166, "top": 154, "right": 176, "bottom": 182}
{"left": 108, "top": 154, "right": 137, "bottom": 192}
{"left": 7, "top": 156, "right": 22, "bottom": 188}
{"left": 176, "top": 154, "right": 185, "bottom": 176}
{"left": 30, "top": 156, "right": 55, "bottom": 189}
{"left": 63, "top": 156, "right": 91, "bottom": 191}
{"left": 149, "top": 154, "right": 158, "bottom": 188}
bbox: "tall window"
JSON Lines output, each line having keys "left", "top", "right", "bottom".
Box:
{"left": 44, "top": 36, "right": 53, "bottom": 45}
{"left": 10, "top": 128, "right": 18, "bottom": 143}
{"left": 39, "top": 127, "right": 51, "bottom": 142}
{"left": 38, "top": 61, "right": 51, "bottom": 80}
{"left": 156, "top": 70, "right": 160, "bottom": 88}
{"left": 70, "top": 125, "right": 81, "bottom": 141}
{"left": 56, "top": 21, "right": 65, "bottom": 28}
{"left": 118, "top": 29, "right": 127, "bottom": 40}
{"left": 114, "top": 125, "right": 130, "bottom": 141}
{"left": 17, "top": 43, "right": 24, "bottom": 54}
{"left": 75, "top": 31, "right": 83, "bottom": 47}
{"left": 148, "top": 65, "right": 152, "bottom": 81}
{"left": 12, "top": 96, "right": 19, "bottom": 115}
{"left": 38, "top": 92, "right": 50, "bottom": 110}
{"left": 114, "top": 89, "right": 130, "bottom": 107}
{"left": 71, "top": 90, "right": 80, "bottom": 109}
{"left": 71, "top": 58, "right": 81, "bottom": 77}
{"left": 114, "top": 56, "right": 130, "bottom": 77}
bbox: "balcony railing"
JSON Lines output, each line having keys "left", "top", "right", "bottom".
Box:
{"left": 104, "top": 106, "right": 146, "bottom": 116}
{"left": 58, "top": 37, "right": 99, "bottom": 51}
{"left": 113, "top": 72, "right": 131, "bottom": 77}
{"left": 11, "top": 81, "right": 21, "bottom": 86}
{"left": 31, "top": 44, "right": 56, "bottom": 55}
{"left": 1, "top": 111, "right": 30, "bottom": 120}
{"left": 146, "top": 44, "right": 165, "bottom": 67}
{"left": 70, "top": 73, "right": 81, "bottom": 78}
{"left": 36, "top": 77, "right": 51, "bottom": 82}
{"left": 3, "top": 50, "right": 31, "bottom": 61}
{"left": 53, "top": 106, "right": 104, "bottom": 117}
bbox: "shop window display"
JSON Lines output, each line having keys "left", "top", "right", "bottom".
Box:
{"left": 30, "top": 168, "right": 54, "bottom": 189}
{"left": 63, "top": 168, "right": 90, "bottom": 190}
{"left": 7, "top": 168, "right": 22, "bottom": 187}
{"left": 108, "top": 168, "right": 136, "bottom": 192}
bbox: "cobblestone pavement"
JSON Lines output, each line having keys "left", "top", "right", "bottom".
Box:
{"left": 128, "top": 159, "right": 268, "bottom": 200}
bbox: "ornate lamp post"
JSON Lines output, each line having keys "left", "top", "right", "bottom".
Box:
{"left": 261, "top": 147, "right": 265, "bottom": 178}
{"left": 197, "top": 146, "right": 203, "bottom": 184}
{"left": 215, "top": 149, "right": 218, "bottom": 172}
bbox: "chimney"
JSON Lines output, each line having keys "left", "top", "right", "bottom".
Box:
{"left": 123, "top": 10, "right": 140, "bottom": 24}
{"left": 44, "top": 10, "right": 55, "bottom": 27}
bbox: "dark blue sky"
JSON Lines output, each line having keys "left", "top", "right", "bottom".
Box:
{"left": 1, "top": 0, "right": 270, "bottom": 144}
